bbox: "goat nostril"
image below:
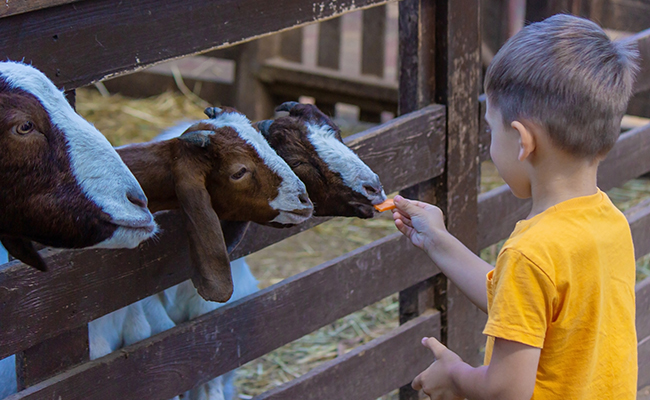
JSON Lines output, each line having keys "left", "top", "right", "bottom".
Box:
{"left": 299, "top": 192, "right": 310, "bottom": 205}
{"left": 127, "top": 192, "right": 148, "bottom": 209}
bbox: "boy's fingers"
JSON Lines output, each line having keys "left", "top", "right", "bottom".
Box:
{"left": 395, "top": 218, "right": 415, "bottom": 238}
{"left": 412, "top": 372, "right": 423, "bottom": 391}
{"left": 394, "top": 196, "right": 422, "bottom": 216}
{"left": 421, "top": 337, "right": 447, "bottom": 359}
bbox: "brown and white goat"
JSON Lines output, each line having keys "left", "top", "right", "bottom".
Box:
{"left": 0, "top": 61, "right": 156, "bottom": 271}
{"left": 116, "top": 106, "right": 312, "bottom": 302}
{"left": 146, "top": 102, "right": 388, "bottom": 400}
{"left": 258, "top": 101, "right": 387, "bottom": 216}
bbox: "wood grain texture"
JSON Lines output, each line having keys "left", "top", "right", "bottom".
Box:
{"left": 317, "top": 17, "right": 342, "bottom": 69}
{"left": 0, "top": 0, "right": 395, "bottom": 90}
{"left": 259, "top": 58, "right": 398, "bottom": 103}
{"left": 639, "top": 334, "right": 650, "bottom": 389}
{"left": 395, "top": 1, "right": 440, "bottom": 397}
{"left": 433, "top": 0, "right": 484, "bottom": 367}
{"left": 361, "top": 4, "right": 387, "bottom": 78}
{"left": 478, "top": 122, "right": 650, "bottom": 249}
{"left": 257, "top": 311, "right": 441, "bottom": 400}
{"left": 8, "top": 233, "right": 440, "bottom": 400}
{"left": 0, "top": 0, "right": 81, "bottom": 18}
{"left": 0, "top": 105, "right": 445, "bottom": 360}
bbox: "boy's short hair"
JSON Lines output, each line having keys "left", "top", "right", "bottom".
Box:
{"left": 484, "top": 14, "right": 639, "bottom": 158}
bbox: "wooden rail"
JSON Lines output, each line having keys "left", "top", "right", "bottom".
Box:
{"left": 0, "top": 0, "right": 396, "bottom": 90}
{"left": 0, "top": 104, "right": 446, "bottom": 360}
{"left": 7, "top": 233, "right": 440, "bottom": 399}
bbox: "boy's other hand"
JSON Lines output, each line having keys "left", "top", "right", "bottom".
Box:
{"left": 392, "top": 195, "right": 446, "bottom": 251}
{"left": 412, "top": 337, "right": 464, "bottom": 400}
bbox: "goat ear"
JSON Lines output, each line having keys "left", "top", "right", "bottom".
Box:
{"left": 179, "top": 130, "right": 212, "bottom": 148}
{"left": 219, "top": 220, "right": 251, "bottom": 255}
{"left": 204, "top": 107, "right": 222, "bottom": 119}
{"left": 0, "top": 237, "right": 47, "bottom": 271}
{"left": 172, "top": 162, "right": 233, "bottom": 302}
{"left": 256, "top": 120, "right": 274, "bottom": 139}
{"left": 275, "top": 101, "right": 300, "bottom": 113}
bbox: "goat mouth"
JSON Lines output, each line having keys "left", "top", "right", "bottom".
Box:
{"left": 268, "top": 208, "right": 313, "bottom": 226}
{"left": 349, "top": 202, "right": 376, "bottom": 219}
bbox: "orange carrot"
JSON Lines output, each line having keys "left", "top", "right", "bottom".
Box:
{"left": 374, "top": 198, "right": 396, "bottom": 212}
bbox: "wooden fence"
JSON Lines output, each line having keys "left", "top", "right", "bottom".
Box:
{"left": 0, "top": 1, "right": 649, "bottom": 399}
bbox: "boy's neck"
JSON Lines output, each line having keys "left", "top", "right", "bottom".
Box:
{"left": 527, "top": 153, "right": 600, "bottom": 219}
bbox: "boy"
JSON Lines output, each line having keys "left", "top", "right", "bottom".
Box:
{"left": 393, "top": 15, "right": 639, "bottom": 399}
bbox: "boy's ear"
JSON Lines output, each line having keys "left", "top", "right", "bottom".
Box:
{"left": 172, "top": 161, "right": 233, "bottom": 303}
{"left": 511, "top": 120, "right": 536, "bottom": 162}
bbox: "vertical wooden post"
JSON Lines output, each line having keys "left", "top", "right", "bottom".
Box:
{"left": 434, "top": 0, "right": 484, "bottom": 368}
{"left": 361, "top": 4, "right": 386, "bottom": 78}
{"left": 16, "top": 89, "right": 91, "bottom": 390}
{"left": 234, "top": 37, "right": 277, "bottom": 121}
{"left": 279, "top": 27, "right": 304, "bottom": 63}
{"left": 397, "top": 0, "right": 482, "bottom": 397}
{"left": 397, "top": 1, "right": 438, "bottom": 398}
{"left": 317, "top": 17, "right": 341, "bottom": 70}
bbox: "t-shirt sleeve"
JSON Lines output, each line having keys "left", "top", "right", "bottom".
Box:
{"left": 483, "top": 248, "right": 556, "bottom": 349}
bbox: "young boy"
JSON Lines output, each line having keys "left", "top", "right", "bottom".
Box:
{"left": 393, "top": 15, "right": 639, "bottom": 399}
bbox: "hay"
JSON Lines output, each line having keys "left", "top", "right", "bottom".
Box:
{"left": 76, "top": 87, "right": 205, "bottom": 146}
{"left": 75, "top": 89, "right": 650, "bottom": 399}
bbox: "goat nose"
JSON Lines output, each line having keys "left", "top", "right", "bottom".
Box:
{"left": 298, "top": 192, "right": 311, "bottom": 205}
{"left": 127, "top": 191, "right": 148, "bottom": 209}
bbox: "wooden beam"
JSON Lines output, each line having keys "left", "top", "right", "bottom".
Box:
{"left": 0, "top": 0, "right": 396, "bottom": 90}
{"left": 8, "top": 233, "right": 440, "bottom": 400}
{"left": 0, "top": 105, "right": 445, "bottom": 360}
{"left": 257, "top": 311, "right": 441, "bottom": 399}
{"left": 0, "top": 0, "right": 81, "bottom": 18}
{"left": 259, "top": 58, "right": 398, "bottom": 104}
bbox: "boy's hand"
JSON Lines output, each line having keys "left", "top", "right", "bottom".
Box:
{"left": 392, "top": 195, "right": 446, "bottom": 251}
{"left": 412, "top": 337, "right": 464, "bottom": 400}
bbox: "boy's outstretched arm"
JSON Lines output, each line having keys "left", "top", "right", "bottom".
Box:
{"left": 413, "top": 337, "right": 540, "bottom": 400}
{"left": 392, "top": 196, "right": 492, "bottom": 312}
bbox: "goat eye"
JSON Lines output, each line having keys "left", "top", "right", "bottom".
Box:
{"left": 231, "top": 167, "right": 248, "bottom": 180}
{"left": 15, "top": 121, "right": 34, "bottom": 135}
{"left": 290, "top": 160, "right": 304, "bottom": 168}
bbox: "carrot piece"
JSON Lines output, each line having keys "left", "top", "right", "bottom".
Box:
{"left": 374, "top": 198, "right": 396, "bottom": 212}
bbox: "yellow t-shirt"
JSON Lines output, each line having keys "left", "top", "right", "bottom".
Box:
{"left": 483, "top": 190, "right": 637, "bottom": 399}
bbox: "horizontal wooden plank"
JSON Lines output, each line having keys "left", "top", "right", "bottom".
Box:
{"left": 636, "top": 277, "right": 650, "bottom": 346}
{"left": 259, "top": 58, "right": 398, "bottom": 103}
{"left": 0, "top": 0, "right": 395, "bottom": 90}
{"left": 0, "top": 104, "right": 445, "bottom": 360}
{"left": 9, "top": 233, "right": 440, "bottom": 400}
{"left": 0, "top": 0, "right": 81, "bottom": 18}
{"left": 478, "top": 122, "right": 650, "bottom": 249}
{"left": 258, "top": 311, "right": 441, "bottom": 400}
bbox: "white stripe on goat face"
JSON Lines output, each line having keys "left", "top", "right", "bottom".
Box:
{"left": 306, "top": 123, "right": 386, "bottom": 204}
{"left": 0, "top": 62, "right": 156, "bottom": 248}
{"left": 202, "top": 113, "right": 311, "bottom": 224}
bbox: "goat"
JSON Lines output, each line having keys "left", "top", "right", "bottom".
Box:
{"left": 115, "top": 106, "right": 312, "bottom": 302}
{"left": 150, "top": 102, "right": 387, "bottom": 400}
{"left": 0, "top": 105, "right": 313, "bottom": 399}
{"left": 0, "top": 61, "right": 158, "bottom": 399}
{"left": 0, "top": 61, "right": 157, "bottom": 271}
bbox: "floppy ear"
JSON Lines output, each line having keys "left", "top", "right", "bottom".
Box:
{"left": 0, "top": 236, "right": 47, "bottom": 271}
{"left": 172, "top": 161, "right": 233, "bottom": 302}
{"left": 219, "top": 220, "right": 251, "bottom": 255}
